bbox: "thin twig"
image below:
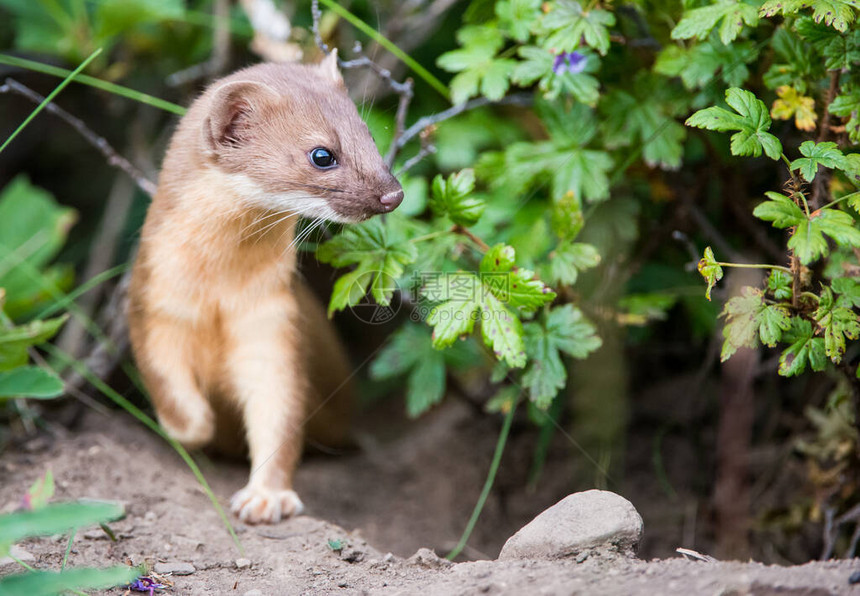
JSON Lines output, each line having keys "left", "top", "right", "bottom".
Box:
{"left": 394, "top": 93, "right": 533, "bottom": 153}
{"left": 0, "top": 78, "right": 156, "bottom": 196}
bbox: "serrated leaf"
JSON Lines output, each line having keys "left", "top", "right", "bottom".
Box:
{"left": 522, "top": 304, "right": 601, "bottom": 407}
{"left": 655, "top": 39, "right": 758, "bottom": 91}
{"left": 771, "top": 86, "right": 817, "bottom": 132}
{"left": 752, "top": 191, "right": 806, "bottom": 228}
{"left": 760, "top": 0, "right": 860, "bottom": 32}
{"left": 550, "top": 241, "right": 601, "bottom": 286}
{"left": 790, "top": 208, "right": 860, "bottom": 264}
{"left": 814, "top": 285, "right": 860, "bottom": 361}
{"left": 538, "top": 0, "right": 616, "bottom": 56}
{"left": 430, "top": 169, "right": 485, "bottom": 226}
{"left": 779, "top": 317, "right": 828, "bottom": 375}
{"left": 768, "top": 269, "right": 793, "bottom": 301}
{"left": 672, "top": 0, "right": 760, "bottom": 45}
{"left": 830, "top": 87, "right": 860, "bottom": 143}
{"left": 496, "top": 0, "right": 542, "bottom": 41}
{"left": 790, "top": 141, "right": 846, "bottom": 182}
{"left": 437, "top": 25, "right": 514, "bottom": 103}
{"left": 686, "top": 88, "right": 782, "bottom": 160}
{"left": 720, "top": 287, "right": 790, "bottom": 360}
{"left": 318, "top": 220, "right": 417, "bottom": 315}
{"left": 698, "top": 246, "right": 724, "bottom": 301}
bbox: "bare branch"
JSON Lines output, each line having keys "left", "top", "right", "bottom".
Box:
{"left": 395, "top": 126, "right": 436, "bottom": 176}
{"left": 394, "top": 93, "right": 533, "bottom": 153}
{"left": 0, "top": 78, "right": 157, "bottom": 196}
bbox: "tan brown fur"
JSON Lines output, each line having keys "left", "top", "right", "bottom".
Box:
{"left": 128, "top": 54, "right": 401, "bottom": 524}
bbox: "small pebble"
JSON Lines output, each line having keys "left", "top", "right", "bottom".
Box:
{"left": 0, "top": 546, "right": 34, "bottom": 568}
{"left": 849, "top": 571, "right": 860, "bottom": 585}
{"left": 83, "top": 529, "right": 107, "bottom": 540}
{"left": 153, "top": 562, "right": 196, "bottom": 575}
{"left": 235, "top": 558, "right": 252, "bottom": 569}
{"left": 144, "top": 511, "right": 157, "bottom": 523}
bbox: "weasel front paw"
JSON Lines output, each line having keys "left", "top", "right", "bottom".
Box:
{"left": 230, "top": 486, "right": 304, "bottom": 524}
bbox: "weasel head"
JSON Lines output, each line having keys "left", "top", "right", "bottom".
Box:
{"left": 199, "top": 53, "right": 403, "bottom": 223}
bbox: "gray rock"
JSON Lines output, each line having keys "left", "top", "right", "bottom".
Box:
{"left": 235, "top": 557, "right": 252, "bottom": 569}
{"left": 498, "top": 490, "right": 643, "bottom": 561}
{"left": 154, "top": 561, "right": 196, "bottom": 575}
{"left": 407, "top": 547, "right": 453, "bottom": 569}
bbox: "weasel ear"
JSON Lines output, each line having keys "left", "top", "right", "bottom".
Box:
{"left": 202, "top": 80, "right": 278, "bottom": 154}
{"left": 318, "top": 49, "right": 343, "bottom": 85}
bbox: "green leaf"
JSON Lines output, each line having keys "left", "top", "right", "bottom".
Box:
{"left": 430, "top": 169, "right": 485, "bottom": 226}
{"left": 790, "top": 141, "right": 847, "bottom": 182}
{"left": 752, "top": 191, "right": 805, "bottom": 228}
{"left": 830, "top": 86, "right": 860, "bottom": 143}
{"left": 0, "top": 566, "right": 140, "bottom": 596}
{"left": 0, "top": 366, "right": 63, "bottom": 399}
{"left": 317, "top": 220, "right": 417, "bottom": 315}
{"left": 814, "top": 285, "right": 860, "bottom": 362}
{"left": 437, "top": 25, "right": 515, "bottom": 103}
{"left": 0, "top": 315, "right": 67, "bottom": 371}
{"left": 697, "top": 246, "right": 724, "bottom": 301}
{"left": 480, "top": 244, "right": 557, "bottom": 311}
{"left": 760, "top": 0, "right": 860, "bottom": 32}
{"left": 512, "top": 46, "right": 601, "bottom": 104}
{"left": 753, "top": 192, "right": 860, "bottom": 266}
{"left": 550, "top": 241, "right": 601, "bottom": 286}
{"left": 672, "top": 0, "right": 760, "bottom": 45}
{"left": 522, "top": 305, "right": 601, "bottom": 407}
{"left": 370, "top": 323, "right": 475, "bottom": 418}
{"left": 0, "top": 176, "right": 76, "bottom": 318}
{"left": 600, "top": 73, "right": 689, "bottom": 170}
{"left": 480, "top": 292, "right": 527, "bottom": 368}
{"left": 686, "top": 88, "right": 782, "bottom": 160}
{"left": 538, "top": 0, "right": 616, "bottom": 55}
{"left": 496, "top": 0, "right": 542, "bottom": 41}
{"left": 550, "top": 193, "right": 585, "bottom": 240}
{"left": 655, "top": 39, "right": 758, "bottom": 91}
{"left": 793, "top": 209, "right": 860, "bottom": 264}
{"left": 779, "top": 317, "right": 828, "bottom": 375}
{"left": 720, "top": 287, "right": 791, "bottom": 360}
{"left": 768, "top": 269, "right": 793, "bottom": 301}
{"left": 93, "top": 0, "right": 184, "bottom": 41}
{"left": 0, "top": 501, "right": 124, "bottom": 545}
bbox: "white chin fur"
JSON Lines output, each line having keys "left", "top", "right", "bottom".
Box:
{"left": 222, "top": 172, "right": 358, "bottom": 223}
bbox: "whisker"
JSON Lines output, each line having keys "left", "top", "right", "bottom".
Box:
{"left": 242, "top": 210, "right": 302, "bottom": 243}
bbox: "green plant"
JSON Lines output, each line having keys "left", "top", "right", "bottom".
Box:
{"left": 0, "top": 471, "right": 140, "bottom": 596}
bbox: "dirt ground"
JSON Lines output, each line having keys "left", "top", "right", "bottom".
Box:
{"left": 1, "top": 399, "right": 859, "bottom": 595}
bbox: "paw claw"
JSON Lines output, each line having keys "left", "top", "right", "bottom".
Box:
{"left": 230, "top": 486, "right": 303, "bottom": 524}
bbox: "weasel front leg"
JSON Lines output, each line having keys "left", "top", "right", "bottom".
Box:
{"left": 134, "top": 319, "right": 216, "bottom": 450}
{"left": 226, "top": 309, "right": 307, "bottom": 524}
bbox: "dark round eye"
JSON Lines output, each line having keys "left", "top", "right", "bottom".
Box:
{"left": 309, "top": 147, "right": 337, "bottom": 169}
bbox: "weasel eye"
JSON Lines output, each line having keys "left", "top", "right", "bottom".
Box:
{"left": 309, "top": 147, "right": 337, "bottom": 169}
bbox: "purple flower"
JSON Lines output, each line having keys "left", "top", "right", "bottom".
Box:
{"left": 129, "top": 577, "right": 167, "bottom": 595}
{"left": 552, "top": 51, "right": 587, "bottom": 75}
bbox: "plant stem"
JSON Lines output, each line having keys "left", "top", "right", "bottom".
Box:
{"left": 410, "top": 230, "right": 448, "bottom": 244}
{"left": 44, "top": 345, "right": 245, "bottom": 556}
{"left": 32, "top": 264, "right": 128, "bottom": 321}
{"left": 446, "top": 401, "right": 517, "bottom": 560}
{"left": 781, "top": 153, "right": 810, "bottom": 215}
{"left": 452, "top": 225, "right": 491, "bottom": 252}
{"left": 715, "top": 261, "right": 792, "bottom": 274}
{"left": 821, "top": 191, "right": 860, "bottom": 211}
{"left": 0, "top": 54, "right": 186, "bottom": 115}
{"left": 62, "top": 529, "right": 75, "bottom": 571}
{"left": 316, "top": 0, "right": 450, "bottom": 100}
{"left": 0, "top": 48, "right": 101, "bottom": 154}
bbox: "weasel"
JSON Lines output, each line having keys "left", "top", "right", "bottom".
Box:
{"left": 128, "top": 52, "right": 403, "bottom": 524}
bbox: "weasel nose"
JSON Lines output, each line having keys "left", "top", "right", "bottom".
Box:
{"left": 379, "top": 189, "right": 404, "bottom": 211}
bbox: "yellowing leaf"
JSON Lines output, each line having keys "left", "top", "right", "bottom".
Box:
{"left": 771, "top": 85, "right": 817, "bottom": 132}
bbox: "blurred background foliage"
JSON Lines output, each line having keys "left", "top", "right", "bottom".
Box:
{"left": 1, "top": 0, "right": 859, "bottom": 567}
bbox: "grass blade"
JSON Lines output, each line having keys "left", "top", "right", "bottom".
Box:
{"left": 0, "top": 54, "right": 186, "bottom": 116}
{"left": 0, "top": 49, "right": 103, "bottom": 154}
{"left": 0, "top": 501, "right": 123, "bottom": 544}
{"left": 317, "top": 0, "right": 450, "bottom": 100}
{"left": 446, "top": 401, "right": 517, "bottom": 560}
{"left": 44, "top": 344, "right": 245, "bottom": 555}
{"left": 0, "top": 566, "right": 140, "bottom": 596}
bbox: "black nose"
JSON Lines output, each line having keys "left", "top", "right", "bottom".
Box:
{"left": 379, "top": 189, "right": 404, "bottom": 211}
